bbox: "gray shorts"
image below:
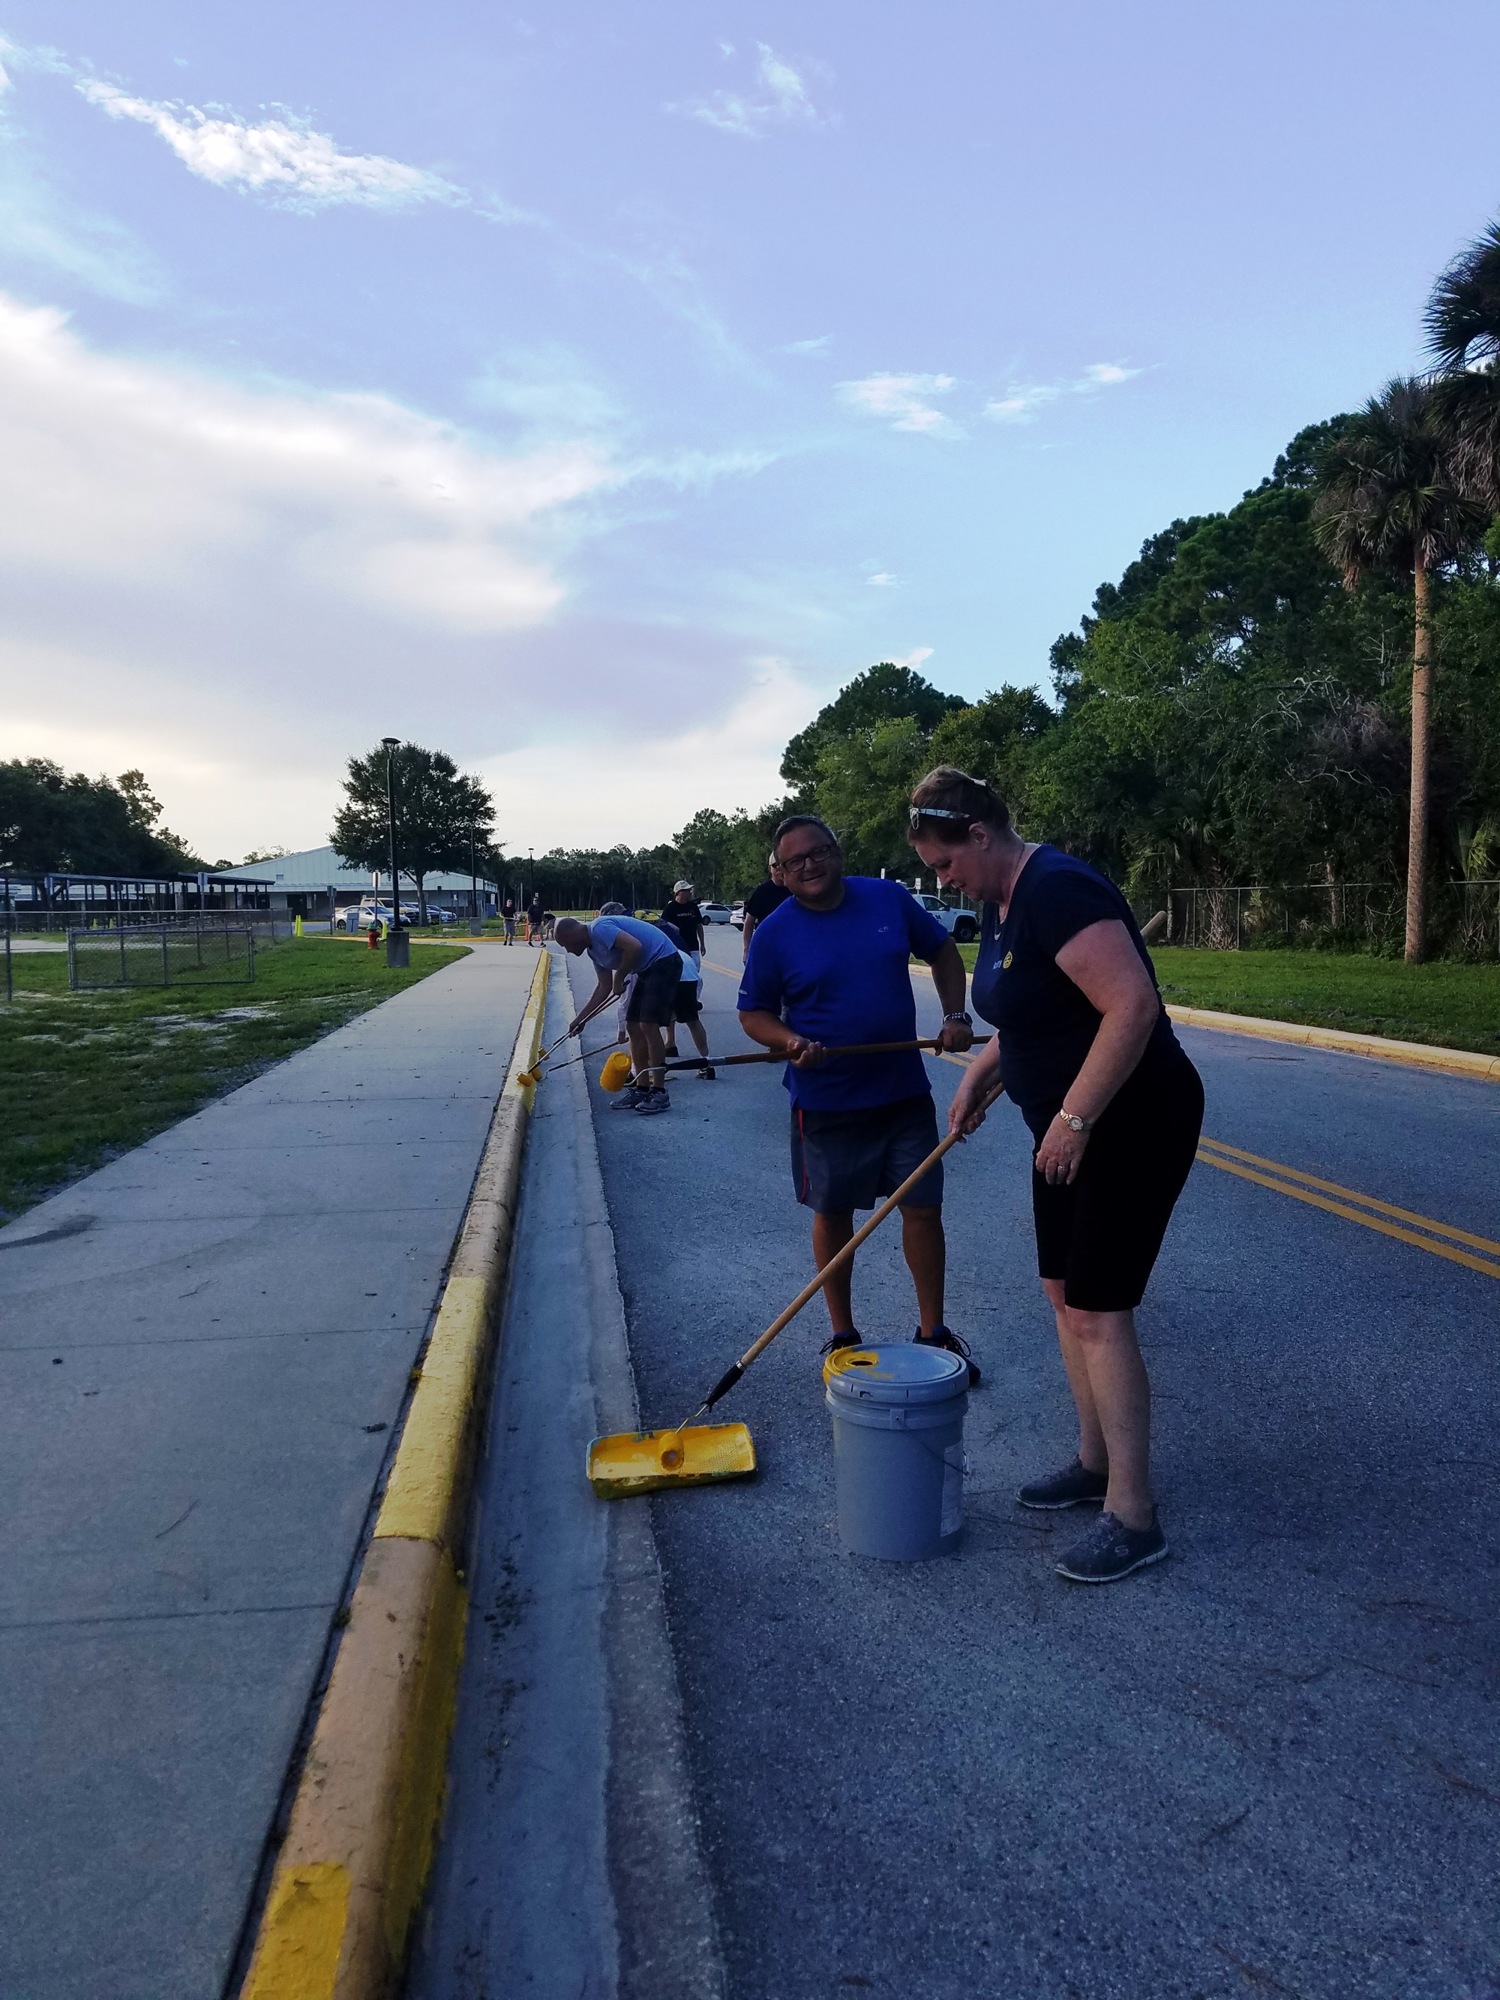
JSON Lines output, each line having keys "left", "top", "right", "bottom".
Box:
{"left": 624, "top": 954, "right": 680, "bottom": 1026}
{"left": 790, "top": 1095, "right": 943, "bottom": 1215}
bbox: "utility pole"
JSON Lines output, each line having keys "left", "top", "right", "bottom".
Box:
{"left": 382, "top": 738, "right": 409, "bottom": 968}
{"left": 468, "top": 826, "right": 481, "bottom": 935}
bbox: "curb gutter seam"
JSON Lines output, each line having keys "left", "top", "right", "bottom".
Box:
{"left": 239, "top": 953, "right": 550, "bottom": 2000}
{"left": 1165, "top": 1004, "right": 1500, "bottom": 1081}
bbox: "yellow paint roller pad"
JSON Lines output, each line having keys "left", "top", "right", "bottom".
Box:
{"left": 587, "top": 1423, "right": 756, "bottom": 1499}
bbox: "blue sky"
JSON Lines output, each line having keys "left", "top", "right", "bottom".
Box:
{"left": 1, "top": 1, "right": 1498, "bottom": 861}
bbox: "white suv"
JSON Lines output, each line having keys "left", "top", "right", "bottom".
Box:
{"left": 909, "top": 890, "right": 979, "bottom": 943}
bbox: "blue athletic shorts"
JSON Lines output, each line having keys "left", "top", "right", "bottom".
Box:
{"left": 790, "top": 1094, "right": 943, "bottom": 1214}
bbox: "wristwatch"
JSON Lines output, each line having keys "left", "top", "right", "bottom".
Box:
{"left": 943, "top": 1011, "right": 973, "bottom": 1027}
{"left": 1056, "top": 1108, "right": 1091, "bottom": 1133}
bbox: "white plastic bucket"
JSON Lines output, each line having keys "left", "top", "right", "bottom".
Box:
{"left": 824, "top": 1345, "right": 968, "bottom": 1560}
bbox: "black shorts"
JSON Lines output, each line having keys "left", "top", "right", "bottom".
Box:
{"left": 791, "top": 1095, "right": 943, "bottom": 1215}
{"left": 1029, "top": 1051, "right": 1203, "bottom": 1312}
{"left": 673, "top": 980, "right": 701, "bottom": 1023}
{"left": 624, "top": 955, "right": 680, "bottom": 1026}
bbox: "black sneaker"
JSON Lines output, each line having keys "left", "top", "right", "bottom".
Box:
{"left": 1016, "top": 1457, "right": 1109, "bottom": 1511}
{"left": 1054, "top": 1509, "right": 1168, "bottom": 1584}
{"left": 819, "top": 1330, "right": 863, "bottom": 1358}
{"left": 914, "top": 1325, "right": 981, "bottom": 1388}
{"left": 697, "top": 1063, "right": 717, "bottom": 1080}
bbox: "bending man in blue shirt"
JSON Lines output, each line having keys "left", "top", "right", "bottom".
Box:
{"left": 737, "top": 815, "right": 980, "bottom": 1381}
{"left": 555, "top": 913, "right": 683, "bottom": 1116}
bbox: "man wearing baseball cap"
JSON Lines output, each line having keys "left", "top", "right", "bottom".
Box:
{"left": 660, "top": 881, "right": 706, "bottom": 972}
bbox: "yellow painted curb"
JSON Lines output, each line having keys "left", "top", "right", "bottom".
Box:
{"left": 1166, "top": 1004, "right": 1500, "bottom": 1082}
{"left": 240, "top": 951, "right": 550, "bottom": 2000}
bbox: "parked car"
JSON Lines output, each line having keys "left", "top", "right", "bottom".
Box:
{"left": 336, "top": 901, "right": 420, "bottom": 932}
{"left": 909, "top": 889, "right": 980, "bottom": 943}
{"left": 730, "top": 901, "right": 746, "bottom": 930}
{"left": 699, "top": 900, "right": 732, "bottom": 925}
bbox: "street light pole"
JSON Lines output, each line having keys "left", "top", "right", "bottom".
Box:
{"left": 381, "top": 737, "right": 409, "bottom": 968}
{"left": 468, "top": 826, "right": 481, "bottom": 935}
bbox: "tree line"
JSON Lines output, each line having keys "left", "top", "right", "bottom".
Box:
{"left": 10, "top": 220, "right": 1496, "bottom": 954}
{"left": 639, "top": 216, "right": 1500, "bottom": 959}
{"left": 0, "top": 761, "right": 206, "bottom": 877}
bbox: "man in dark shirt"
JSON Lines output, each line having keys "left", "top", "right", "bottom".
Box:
{"left": 737, "top": 815, "right": 979, "bottom": 1380}
{"left": 741, "top": 853, "right": 790, "bottom": 959}
{"left": 525, "top": 893, "right": 544, "bottom": 945}
{"left": 660, "top": 881, "right": 706, "bottom": 958}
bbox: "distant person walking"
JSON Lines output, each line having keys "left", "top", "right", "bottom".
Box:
{"left": 555, "top": 914, "right": 681, "bottom": 1115}
{"left": 737, "top": 815, "right": 978, "bottom": 1375}
{"left": 908, "top": 766, "right": 1203, "bottom": 1585}
{"left": 501, "top": 897, "right": 518, "bottom": 945}
{"left": 741, "top": 854, "right": 790, "bottom": 959}
{"left": 525, "top": 893, "right": 545, "bottom": 945}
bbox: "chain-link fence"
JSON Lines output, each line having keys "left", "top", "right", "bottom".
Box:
{"left": 1164, "top": 881, "right": 1500, "bottom": 955}
{"left": 68, "top": 926, "right": 256, "bottom": 991}
{"left": 4, "top": 906, "right": 292, "bottom": 938}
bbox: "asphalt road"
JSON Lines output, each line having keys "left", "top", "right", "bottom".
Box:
{"left": 569, "top": 923, "right": 1499, "bottom": 2000}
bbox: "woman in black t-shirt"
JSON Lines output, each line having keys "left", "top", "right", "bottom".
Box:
{"left": 908, "top": 766, "right": 1203, "bottom": 1585}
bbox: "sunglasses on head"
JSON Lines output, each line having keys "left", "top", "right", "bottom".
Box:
{"left": 908, "top": 805, "right": 973, "bottom": 829}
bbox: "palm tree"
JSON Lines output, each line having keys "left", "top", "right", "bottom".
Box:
{"left": 1311, "top": 378, "right": 1488, "bottom": 961}
{"left": 1426, "top": 219, "right": 1500, "bottom": 508}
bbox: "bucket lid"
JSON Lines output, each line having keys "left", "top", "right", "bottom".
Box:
{"left": 824, "top": 1342, "right": 967, "bottom": 1406}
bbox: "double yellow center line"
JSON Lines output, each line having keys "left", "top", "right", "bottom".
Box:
{"left": 708, "top": 956, "right": 1500, "bottom": 1284}
{"left": 1194, "top": 1137, "right": 1500, "bottom": 1283}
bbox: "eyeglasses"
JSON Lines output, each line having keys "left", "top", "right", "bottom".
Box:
{"left": 778, "top": 843, "right": 838, "bottom": 875}
{"left": 908, "top": 805, "right": 973, "bottom": 829}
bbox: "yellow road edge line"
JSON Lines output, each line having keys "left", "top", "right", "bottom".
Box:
{"left": 1198, "top": 1136, "right": 1500, "bottom": 1259}
{"left": 239, "top": 950, "right": 550, "bottom": 2000}
{"left": 1194, "top": 1149, "right": 1500, "bottom": 1283}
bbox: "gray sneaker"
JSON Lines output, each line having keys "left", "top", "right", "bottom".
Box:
{"left": 634, "top": 1090, "right": 671, "bottom": 1115}
{"left": 1054, "top": 1509, "right": 1168, "bottom": 1584}
{"left": 1016, "top": 1457, "right": 1108, "bottom": 1510}
{"left": 608, "top": 1086, "right": 645, "bottom": 1111}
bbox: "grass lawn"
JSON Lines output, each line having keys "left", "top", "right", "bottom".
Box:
{"left": 1148, "top": 948, "right": 1500, "bottom": 1055}
{"left": 0, "top": 935, "right": 465, "bottom": 1222}
{"left": 956, "top": 940, "right": 1500, "bottom": 1056}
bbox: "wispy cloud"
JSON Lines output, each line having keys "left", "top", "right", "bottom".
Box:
{"left": 836, "top": 372, "right": 963, "bottom": 439}
{"left": 76, "top": 80, "right": 462, "bottom": 211}
{"left": 891, "top": 647, "right": 933, "bottom": 669}
{"left": 985, "top": 360, "right": 1141, "bottom": 425}
{"left": 866, "top": 571, "right": 897, "bottom": 587}
{"left": 783, "top": 334, "right": 832, "bottom": 356}
{"left": 674, "top": 44, "right": 822, "bottom": 138}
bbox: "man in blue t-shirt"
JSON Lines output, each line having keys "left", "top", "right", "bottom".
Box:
{"left": 555, "top": 913, "right": 682, "bottom": 1115}
{"left": 737, "top": 815, "right": 980, "bottom": 1380}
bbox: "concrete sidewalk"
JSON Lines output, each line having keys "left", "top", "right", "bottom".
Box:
{"left": 0, "top": 943, "right": 540, "bottom": 2000}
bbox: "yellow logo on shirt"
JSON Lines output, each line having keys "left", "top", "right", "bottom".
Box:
{"left": 1002, "top": 951, "right": 1013, "bottom": 970}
